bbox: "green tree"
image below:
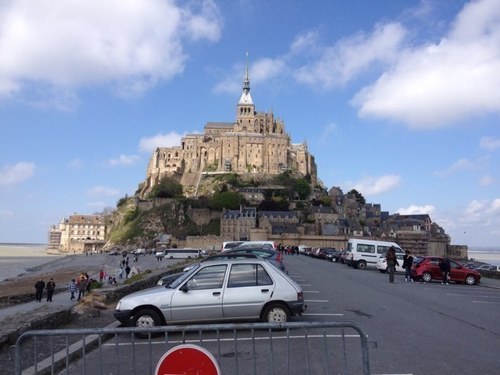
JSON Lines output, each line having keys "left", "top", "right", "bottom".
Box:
{"left": 148, "top": 176, "right": 183, "bottom": 199}
{"left": 208, "top": 191, "right": 243, "bottom": 210}
{"left": 348, "top": 189, "right": 366, "bottom": 205}
{"left": 294, "top": 178, "right": 311, "bottom": 200}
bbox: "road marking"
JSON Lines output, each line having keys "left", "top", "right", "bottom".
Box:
{"left": 302, "top": 313, "right": 344, "bottom": 316}
{"left": 472, "top": 300, "right": 500, "bottom": 304}
{"left": 446, "top": 293, "right": 500, "bottom": 299}
{"left": 300, "top": 284, "right": 312, "bottom": 286}
{"left": 303, "top": 290, "right": 319, "bottom": 293}
{"left": 305, "top": 299, "right": 329, "bottom": 303}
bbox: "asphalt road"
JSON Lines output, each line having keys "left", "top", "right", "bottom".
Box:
{"left": 30, "top": 253, "right": 500, "bottom": 375}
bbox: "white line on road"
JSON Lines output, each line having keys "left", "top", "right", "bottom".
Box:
{"left": 303, "top": 290, "right": 319, "bottom": 293}
{"left": 472, "top": 300, "right": 500, "bottom": 304}
{"left": 305, "top": 299, "right": 329, "bottom": 303}
{"left": 302, "top": 313, "right": 344, "bottom": 316}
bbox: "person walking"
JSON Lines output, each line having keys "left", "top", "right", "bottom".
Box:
{"left": 77, "top": 275, "right": 88, "bottom": 300}
{"left": 34, "top": 278, "right": 45, "bottom": 302}
{"left": 386, "top": 247, "right": 399, "bottom": 283}
{"left": 69, "top": 279, "right": 78, "bottom": 300}
{"left": 439, "top": 257, "right": 451, "bottom": 285}
{"left": 403, "top": 250, "right": 414, "bottom": 282}
{"left": 46, "top": 278, "right": 56, "bottom": 302}
{"left": 125, "top": 265, "right": 131, "bottom": 278}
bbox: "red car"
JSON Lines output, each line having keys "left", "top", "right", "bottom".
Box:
{"left": 411, "top": 256, "right": 481, "bottom": 285}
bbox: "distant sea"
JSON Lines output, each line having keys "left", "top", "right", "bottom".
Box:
{"left": 0, "top": 243, "right": 58, "bottom": 282}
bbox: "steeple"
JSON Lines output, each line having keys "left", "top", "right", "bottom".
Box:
{"left": 238, "top": 52, "right": 253, "bottom": 105}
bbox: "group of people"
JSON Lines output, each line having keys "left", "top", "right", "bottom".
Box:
{"left": 34, "top": 277, "right": 56, "bottom": 302}
{"left": 385, "top": 246, "right": 452, "bottom": 284}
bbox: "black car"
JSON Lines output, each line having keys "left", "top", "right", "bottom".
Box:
{"left": 317, "top": 248, "right": 337, "bottom": 261}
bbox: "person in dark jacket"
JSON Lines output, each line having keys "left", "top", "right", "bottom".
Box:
{"left": 386, "top": 247, "right": 399, "bottom": 283}
{"left": 46, "top": 278, "right": 56, "bottom": 302}
{"left": 34, "top": 278, "right": 45, "bottom": 302}
{"left": 439, "top": 257, "right": 451, "bottom": 285}
{"left": 402, "top": 250, "right": 414, "bottom": 282}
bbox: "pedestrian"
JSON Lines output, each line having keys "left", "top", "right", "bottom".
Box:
{"left": 46, "top": 278, "right": 56, "bottom": 302}
{"left": 119, "top": 265, "right": 124, "bottom": 279}
{"left": 34, "top": 278, "right": 45, "bottom": 302}
{"left": 77, "top": 275, "right": 87, "bottom": 300}
{"left": 99, "top": 269, "right": 105, "bottom": 284}
{"left": 69, "top": 279, "right": 78, "bottom": 300}
{"left": 439, "top": 257, "right": 451, "bottom": 285}
{"left": 403, "top": 250, "right": 414, "bottom": 282}
{"left": 386, "top": 247, "right": 399, "bottom": 283}
{"left": 125, "top": 265, "right": 131, "bottom": 278}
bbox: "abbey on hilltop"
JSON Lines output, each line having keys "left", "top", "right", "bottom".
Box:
{"left": 139, "top": 63, "right": 317, "bottom": 198}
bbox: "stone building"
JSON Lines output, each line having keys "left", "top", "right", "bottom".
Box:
{"left": 48, "top": 214, "right": 106, "bottom": 253}
{"left": 220, "top": 207, "right": 257, "bottom": 241}
{"left": 139, "top": 64, "right": 317, "bottom": 198}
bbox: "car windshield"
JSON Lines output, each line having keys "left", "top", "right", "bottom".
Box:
{"left": 168, "top": 264, "right": 201, "bottom": 289}
{"left": 413, "top": 257, "right": 424, "bottom": 265}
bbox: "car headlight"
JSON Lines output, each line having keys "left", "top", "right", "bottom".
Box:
{"left": 116, "top": 301, "right": 122, "bottom": 310}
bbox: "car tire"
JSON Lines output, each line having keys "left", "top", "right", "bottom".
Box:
{"left": 422, "top": 272, "right": 432, "bottom": 283}
{"left": 132, "top": 308, "right": 162, "bottom": 338}
{"left": 262, "top": 303, "right": 290, "bottom": 323}
{"left": 356, "top": 261, "right": 367, "bottom": 270}
{"left": 465, "top": 275, "right": 476, "bottom": 285}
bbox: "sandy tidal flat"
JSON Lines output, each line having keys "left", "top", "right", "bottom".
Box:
{"left": 0, "top": 244, "right": 63, "bottom": 282}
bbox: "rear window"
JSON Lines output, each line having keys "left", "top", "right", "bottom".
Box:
{"left": 227, "top": 264, "right": 273, "bottom": 287}
{"left": 413, "top": 257, "right": 425, "bottom": 265}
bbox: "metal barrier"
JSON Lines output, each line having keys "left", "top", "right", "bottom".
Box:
{"left": 16, "top": 322, "right": 371, "bottom": 375}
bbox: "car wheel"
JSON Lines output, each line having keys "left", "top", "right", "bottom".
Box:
{"left": 132, "top": 308, "right": 162, "bottom": 338}
{"left": 356, "top": 261, "right": 367, "bottom": 270}
{"left": 262, "top": 303, "right": 290, "bottom": 323}
{"left": 422, "top": 272, "right": 432, "bottom": 283}
{"left": 465, "top": 275, "right": 476, "bottom": 285}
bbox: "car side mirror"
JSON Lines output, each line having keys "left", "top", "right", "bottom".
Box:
{"left": 180, "top": 284, "right": 189, "bottom": 293}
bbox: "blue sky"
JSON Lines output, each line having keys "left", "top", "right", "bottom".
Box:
{"left": 1, "top": 0, "right": 499, "bottom": 248}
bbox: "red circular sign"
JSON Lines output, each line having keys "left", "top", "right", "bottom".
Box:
{"left": 155, "top": 344, "right": 221, "bottom": 375}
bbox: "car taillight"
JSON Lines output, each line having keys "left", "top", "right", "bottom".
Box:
{"left": 297, "top": 291, "right": 303, "bottom": 301}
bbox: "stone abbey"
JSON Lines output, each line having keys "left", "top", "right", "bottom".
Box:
{"left": 139, "top": 64, "right": 317, "bottom": 198}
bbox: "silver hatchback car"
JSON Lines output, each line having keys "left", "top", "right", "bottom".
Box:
{"left": 114, "top": 259, "right": 305, "bottom": 330}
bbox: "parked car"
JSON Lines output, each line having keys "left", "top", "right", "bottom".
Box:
{"left": 317, "top": 248, "right": 337, "bottom": 261}
{"left": 114, "top": 259, "right": 305, "bottom": 334}
{"left": 476, "top": 264, "right": 500, "bottom": 272}
{"left": 339, "top": 250, "right": 350, "bottom": 264}
{"left": 107, "top": 249, "right": 120, "bottom": 256}
{"left": 222, "top": 248, "right": 285, "bottom": 272}
{"left": 411, "top": 256, "right": 481, "bottom": 285}
{"left": 376, "top": 253, "right": 405, "bottom": 273}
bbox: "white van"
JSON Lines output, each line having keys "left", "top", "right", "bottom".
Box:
{"left": 346, "top": 239, "right": 404, "bottom": 270}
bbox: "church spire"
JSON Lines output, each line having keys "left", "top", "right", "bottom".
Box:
{"left": 239, "top": 52, "right": 253, "bottom": 105}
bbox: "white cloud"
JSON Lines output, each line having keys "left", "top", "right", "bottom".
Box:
{"left": 213, "top": 57, "right": 286, "bottom": 95}
{"left": 108, "top": 154, "right": 141, "bottom": 167}
{"left": 480, "top": 136, "right": 500, "bottom": 150}
{"left": 0, "top": 209, "right": 14, "bottom": 217}
{"left": 347, "top": 174, "right": 401, "bottom": 196}
{"left": 0, "top": 162, "right": 35, "bottom": 186}
{"left": 479, "top": 175, "right": 494, "bottom": 186}
{"left": 294, "top": 22, "right": 406, "bottom": 88}
{"left": 319, "top": 123, "right": 338, "bottom": 144}
{"left": 353, "top": 0, "right": 500, "bottom": 128}
{"left": 139, "top": 131, "right": 198, "bottom": 153}
{"left": 86, "top": 186, "right": 120, "bottom": 197}
{"left": 0, "top": 0, "right": 222, "bottom": 101}
{"left": 68, "top": 159, "right": 84, "bottom": 168}
{"left": 433, "top": 158, "right": 476, "bottom": 177}
{"left": 397, "top": 204, "right": 436, "bottom": 215}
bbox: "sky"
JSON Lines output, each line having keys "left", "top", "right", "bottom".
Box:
{"left": 0, "top": 0, "right": 499, "bottom": 248}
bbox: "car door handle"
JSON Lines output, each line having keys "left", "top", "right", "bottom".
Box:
{"left": 261, "top": 289, "right": 269, "bottom": 293}
{"left": 213, "top": 292, "right": 221, "bottom": 296}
